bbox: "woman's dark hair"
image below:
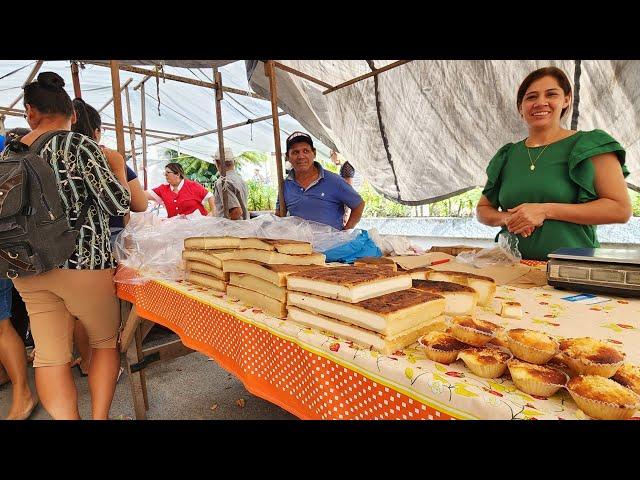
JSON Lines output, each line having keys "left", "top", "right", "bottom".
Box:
{"left": 22, "top": 72, "right": 73, "bottom": 117}
{"left": 517, "top": 67, "right": 573, "bottom": 119}
{"left": 165, "top": 162, "right": 185, "bottom": 179}
{"left": 71, "top": 98, "right": 101, "bottom": 139}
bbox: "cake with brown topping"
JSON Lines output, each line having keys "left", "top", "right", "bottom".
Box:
{"left": 419, "top": 331, "right": 467, "bottom": 364}
{"left": 612, "top": 364, "right": 640, "bottom": 395}
{"left": 559, "top": 337, "right": 625, "bottom": 378}
{"left": 426, "top": 270, "right": 496, "bottom": 306}
{"left": 507, "top": 359, "right": 568, "bottom": 397}
{"left": 450, "top": 315, "right": 502, "bottom": 347}
{"left": 567, "top": 375, "right": 640, "bottom": 420}
{"left": 458, "top": 346, "right": 512, "bottom": 378}
{"left": 507, "top": 328, "right": 559, "bottom": 364}
{"left": 412, "top": 280, "right": 478, "bottom": 315}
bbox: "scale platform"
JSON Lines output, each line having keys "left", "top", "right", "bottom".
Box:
{"left": 546, "top": 247, "right": 640, "bottom": 297}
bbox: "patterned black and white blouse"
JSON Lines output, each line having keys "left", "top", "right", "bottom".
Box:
{"left": 1, "top": 131, "right": 130, "bottom": 270}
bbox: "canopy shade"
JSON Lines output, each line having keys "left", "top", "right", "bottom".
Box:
{"left": 248, "top": 60, "right": 640, "bottom": 204}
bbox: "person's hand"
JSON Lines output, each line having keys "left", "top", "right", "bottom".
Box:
{"left": 207, "top": 210, "right": 216, "bottom": 217}
{"left": 506, "top": 203, "right": 547, "bottom": 235}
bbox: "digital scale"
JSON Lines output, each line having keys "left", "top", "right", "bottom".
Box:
{"left": 547, "top": 247, "right": 640, "bottom": 297}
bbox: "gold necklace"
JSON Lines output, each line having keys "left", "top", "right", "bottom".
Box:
{"left": 526, "top": 143, "right": 549, "bottom": 171}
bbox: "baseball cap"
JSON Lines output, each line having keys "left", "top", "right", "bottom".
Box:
{"left": 286, "top": 131, "right": 314, "bottom": 152}
{"left": 213, "top": 146, "right": 236, "bottom": 163}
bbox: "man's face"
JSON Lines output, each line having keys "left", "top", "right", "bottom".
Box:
{"left": 287, "top": 141, "right": 315, "bottom": 175}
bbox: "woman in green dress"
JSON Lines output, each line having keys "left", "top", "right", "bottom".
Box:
{"left": 476, "top": 66, "right": 632, "bottom": 260}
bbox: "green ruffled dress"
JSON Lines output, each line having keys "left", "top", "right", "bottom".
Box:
{"left": 482, "top": 129, "right": 629, "bottom": 260}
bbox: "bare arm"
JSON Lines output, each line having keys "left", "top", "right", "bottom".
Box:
{"left": 128, "top": 177, "right": 148, "bottom": 212}
{"left": 476, "top": 194, "right": 511, "bottom": 227}
{"left": 344, "top": 201, "right": 365, "bottom": 230}
{"left": 506, "top": 153, "right": 631, "bottom": 234}
{"left": 102, "top": 148, "right": 130, "bottom": 191}
{"left": 206, "top": 196, "right": 216, "bottom": 216}
{"left": 228, "top": 207, "right": 243, "bottom": 220}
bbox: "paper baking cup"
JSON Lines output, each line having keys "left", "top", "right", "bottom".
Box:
{"left": 418, "top": 335, "right": 463, "bottom": 365}
{"left": 507, "top": 335, "right": 559, "bottom": 365}
{"left": 508, "top": 363, "right": 569, "bottom": 398}
{"left": 450, "top": 324, "right": 495, "bottom": 347}
{"left": 562, "top": 354, "right": 624, "bottom": 378}
{"left": 567, "top": 388, "right": 640, "bottom": 420}
{"left": 459, "top": 349, "right": 512, "bottom": 379}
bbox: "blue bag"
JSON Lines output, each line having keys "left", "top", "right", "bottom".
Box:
{"left": 322, "top": 230, "right": 382, "bottom": 263}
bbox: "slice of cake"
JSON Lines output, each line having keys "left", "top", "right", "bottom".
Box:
{"left": 287, "top": 306, "right": 445, "bottom": 355}
{"left": 186, "top": 261, "right": 229, "bottom": 281}
{"left": 286, "top": 266, "right": 412, "bottom": 303}
{"left": 226, "top": 284, "right": 287, "bottom": 319}
{"left": 182, "top": 249, "right": 235, "bottom": 269}
{"left": 184, "top": 236, "right": 241, "bottom": 250}
{"left": 186, "top": 271, "right": 226, "bottom": 292}
{"left": 426, "top": 270, "right": 496, "bottom": 306}
{"left": 412, "top": 280, "right": 478, "bottom": 315}
{"left": 223, "top": 260, "right": 322, "bottom": 287}
{"left": 287, "top": 288, "right": 445, "bottom": 336}
{"left": 184, "top": 236, "right": 313, "bottom": 255}
{"left": 229, "top": 273, "right": 287, "bottom": 303}
{"left": 231, "top": 248, "right": 326, "bottom": 266}
{"left": 353, "top": 257, "right": 397, "bottom": 271}
{"left": 398, "top": 266, "right": 433, "bottom": 280}
{"left": 499, "top": 301, "right": 523, "bottom": 319}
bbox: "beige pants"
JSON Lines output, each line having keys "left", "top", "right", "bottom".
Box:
{"left": 13, "top": 268, "right": 120, "bottom": 367}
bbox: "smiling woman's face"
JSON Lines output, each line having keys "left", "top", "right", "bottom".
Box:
{"left": 519, "top": 75, "right": 571, "bottom": 129}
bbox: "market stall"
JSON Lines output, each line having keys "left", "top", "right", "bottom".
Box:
{"left": 116, "top": 265, "right": 640, "bottom": 420}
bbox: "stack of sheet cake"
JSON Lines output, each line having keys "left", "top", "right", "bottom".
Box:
{"left": 184, "top": 236, "right": 325, "bottom": 319}
{"left": 182, "top": 246, "right": 234, "bottom": 293}
{"left": 286, "top": 265, "right": 446, "bottom": 354}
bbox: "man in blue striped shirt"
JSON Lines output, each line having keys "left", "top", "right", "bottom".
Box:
{"left": 276, "top": 132, "right": 365, "bottom": 230}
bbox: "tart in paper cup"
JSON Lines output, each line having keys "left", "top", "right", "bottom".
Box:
{"left": 506, "top": 329, "right": 559, "bottom": 365}
{"left": 419, "top": 331, "right": 467, "bottom": 365}
{"left": 507, "top": 359, "right": 569, "bottom": 398}
{"left": 567, "top": 375, "right": 640, "bottom": 420}
{"left": 561, "top": 354, "right": 624, "bottom": 378}
{"left": 450, "top": 316, "right": 502, "bottom": 347}
{"left": 559, "top": 337, "right": 625, "bottom": 378}
{"left": 612, "top": 364, "right": 640, "bottom": 395}
{"left": 458, "top": 346, "right": 512, "bottom": 379}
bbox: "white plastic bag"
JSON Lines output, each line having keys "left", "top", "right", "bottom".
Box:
{"left": 456, "top": 232, "right": 522, "bottom": 268}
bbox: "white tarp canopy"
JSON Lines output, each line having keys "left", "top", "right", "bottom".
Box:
{"left": 248, "top": 60, "right": 640, "bottom": 204}
{"left": 0, "top": 60, "right": 332, "bottom": 167}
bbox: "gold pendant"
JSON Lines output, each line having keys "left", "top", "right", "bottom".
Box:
{"left": 530, "top": 165, "right": 535, "bottom": 171}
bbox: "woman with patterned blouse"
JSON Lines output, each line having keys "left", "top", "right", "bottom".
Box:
{"left": 2, "top": 72, "right": 131, "bottom": 419}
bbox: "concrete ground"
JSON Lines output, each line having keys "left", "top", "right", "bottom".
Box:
{"left": 0, "top": 328, "right": 296, "bottom": 421}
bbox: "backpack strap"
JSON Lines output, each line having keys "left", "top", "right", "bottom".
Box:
{"left": 28, "top": 129, "right": 68, "bottom": 154}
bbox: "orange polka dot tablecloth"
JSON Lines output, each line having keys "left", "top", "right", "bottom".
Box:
{"left": 117, "top": 276, "right": 640, "bottom": 420}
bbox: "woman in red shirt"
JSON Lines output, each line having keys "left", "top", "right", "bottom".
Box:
{"left": 145, "top": 163, "right": 215, "bottom": 217}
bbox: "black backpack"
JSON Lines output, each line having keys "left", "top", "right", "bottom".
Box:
{"left": 0, "top": 130, "right": 85, "bottom": 278}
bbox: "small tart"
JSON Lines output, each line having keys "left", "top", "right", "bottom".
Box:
{"left": 450, "top": 316, "right": 502, "bottom": 347}
{"left": 560, "top": 338, "right": 625, "bottom": 378}
{"left": 507, "top": 328, "right": 559, "bottom": 365}
{"left": 419, "top": 331, "right": 467, "bottom": 365}
{"left": 458, "top": 346, "right": 512, "bottom": 378}
{"left": 507, "top": 359, "right": 568, "bottom": 398}
{"left": 567, "top": 375, "right": 640, "bottom": 420}
{"left": 612, "top": 364, "right": 640, "bottom": 395}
